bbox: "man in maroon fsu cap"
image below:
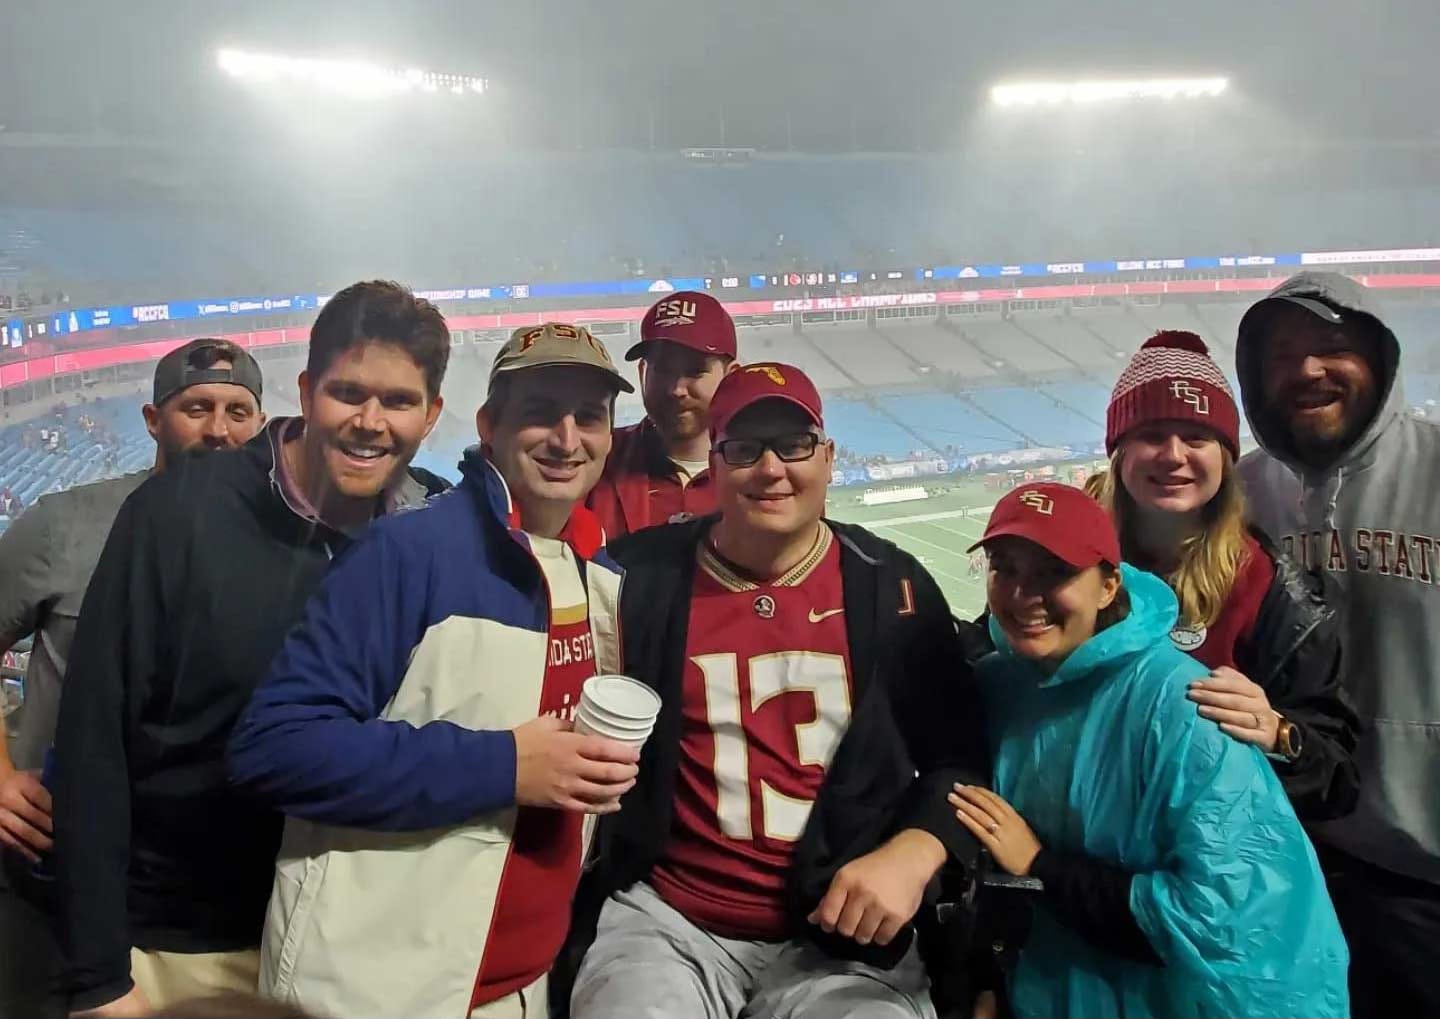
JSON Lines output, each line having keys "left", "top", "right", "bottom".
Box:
{"left": 560, "top": 363, "right": 990, "bottom": 1019}
{"left": 586, "top": 291, "right": 739, "bottom": 538}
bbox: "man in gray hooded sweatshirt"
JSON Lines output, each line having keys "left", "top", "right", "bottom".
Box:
{"left": 1236, "top": 270, "right": 1439, "bottom": 1017}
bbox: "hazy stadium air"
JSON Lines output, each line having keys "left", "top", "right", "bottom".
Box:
{"left": 2, "top": 0, "right": 1439, "bottom": 616}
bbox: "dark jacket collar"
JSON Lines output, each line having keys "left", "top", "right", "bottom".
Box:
{"left": 234, "top": 417, "right": 440, "bottom": 552}
{"left": 262, "top": 417, "right": 434, "bottom": 528}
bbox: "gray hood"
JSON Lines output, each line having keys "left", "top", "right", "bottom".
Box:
{"left": 1235, "top": 271, "right": 1403, "bottom": 477}
{"left": 1236, "top": 272, "right": 1440, "bottom": 886}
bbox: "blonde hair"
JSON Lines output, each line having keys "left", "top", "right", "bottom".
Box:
{"left": 1090, "top": 451, "right": 1250, "bottom": 628}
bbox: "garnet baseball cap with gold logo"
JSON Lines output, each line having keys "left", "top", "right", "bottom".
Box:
{"left": 968, "top": 482, "right": 1120, "bottom": 569}
{"left": 707, "top": 361, "right": 823, "bottom": 438}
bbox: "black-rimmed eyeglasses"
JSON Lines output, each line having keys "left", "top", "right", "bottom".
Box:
{"left": 714, "top": 432, "right": 822, "bottom": 467}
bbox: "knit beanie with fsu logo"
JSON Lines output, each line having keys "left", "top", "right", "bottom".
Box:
{"left": 1106, "top": 330, "right": 1240, "bottom": 458}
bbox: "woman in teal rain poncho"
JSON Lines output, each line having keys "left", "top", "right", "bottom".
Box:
{"left": 953, "top": 481, "right": 1348, "bottom": 1019}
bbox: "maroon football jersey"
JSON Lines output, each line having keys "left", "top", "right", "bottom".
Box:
{"left": 650, "top": 525, "right": 854, "bottom": 940}
{"left": 646, "top": 468, "right": 716, "bottom": 527}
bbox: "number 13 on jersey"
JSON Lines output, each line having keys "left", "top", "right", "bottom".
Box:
{"left": 691, "top": 651, "right": 853, "bottom": 843}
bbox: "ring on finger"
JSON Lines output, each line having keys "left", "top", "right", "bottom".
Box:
{"left": 986, "top": 821, "right": 999, "bottom": 834}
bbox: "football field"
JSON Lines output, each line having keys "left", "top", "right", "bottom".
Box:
{"left": 827, "top": 490, "right": 994, "bottom": 619}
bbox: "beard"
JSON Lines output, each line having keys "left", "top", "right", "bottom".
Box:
{"left": 160, "top": 435, "right": 219, "bottom": 466}
{"left": 652, "top": 401, "right": 707, "bottom": 443}
{"left": 1284, "top": 398, "right": 1378, "bottom": 465}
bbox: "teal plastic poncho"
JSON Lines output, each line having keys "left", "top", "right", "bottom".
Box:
{"left": 978, "top": 565, "right": 1349, "bottom": 1019}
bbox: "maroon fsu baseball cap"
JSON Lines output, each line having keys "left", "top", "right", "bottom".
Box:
{"left": 708, "top": 362, "right": 824, "bottom": 439}
{"left": 968, "top": 482, "right": 1120, "bottom": 569}
{"left": 626, "top": 290, "right": 738, "bottom": 361}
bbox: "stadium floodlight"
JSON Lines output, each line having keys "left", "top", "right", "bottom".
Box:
{"left": 216, "top": 48, "right": 488, "bottom": 99}
{"left": 990, "top": 77, "right": 1229, "bottom": 108}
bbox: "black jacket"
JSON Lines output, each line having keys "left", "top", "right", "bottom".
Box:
{"left": 979, "top": 528, "right": 1362, "bottom": 968}
{"left": 50, "top": 422, "right": 447, "bottom": 1010}
{"left": 554, "top": 517, "right": 990, "bottom": 1005}
{"left": 1236, "top": 528, "right": 1361, "bottom": 821}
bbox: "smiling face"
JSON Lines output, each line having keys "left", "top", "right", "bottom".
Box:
{"left": 1117, "top": 421, "right": 1226, "bottom": 517}
{"left": 985, "top": 536, "right": 1120, "bottom": 673}
{"left": 1259, "top": 303, "right": 1384, "bottom": 466}
{"left": 477, "top": 365, "right": 615, "bottom": 526}
{"left": 712, "top": 399, "right": 833, "bottom": 541}
{"left": 298, "top": 340, "right": 442, "bottom": 504}
{"left": 143, "top": 373, "right": 264, "bottom": 469}
{"left": 639, "top": 343, "right": 734, "bottom": 447}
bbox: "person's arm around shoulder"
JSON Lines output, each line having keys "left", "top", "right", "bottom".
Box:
{"left": 227, "top": 525, "right": 637, "bottom": 830}
{"left": 0, "top": 498, "right": 58, "bottom": 861}
{"left": 1184, "top": 540, "right": 1360, "bottom": 818}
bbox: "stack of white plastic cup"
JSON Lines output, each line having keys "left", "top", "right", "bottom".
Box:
{"left": 572, "top": 674, "right": 662, "bottom": 750}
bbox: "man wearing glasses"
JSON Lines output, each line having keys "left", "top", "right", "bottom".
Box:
{"left": 560, "top": 363, "right": 989, "bottom": 1019}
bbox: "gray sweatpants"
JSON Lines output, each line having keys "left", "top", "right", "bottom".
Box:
{"left": 571, "top": 882, "right": 936, "bottom": 1019}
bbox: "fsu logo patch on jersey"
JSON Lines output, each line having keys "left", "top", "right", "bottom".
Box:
{"left": 753, "top": 594, "right": 776, "bottom": 619}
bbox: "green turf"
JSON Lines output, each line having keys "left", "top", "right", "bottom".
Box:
{"left": 827, "top": 485, "right": 997, "bottom": 619}
{"left": 825, "top": 462, "right": 1106, "bottom": 618}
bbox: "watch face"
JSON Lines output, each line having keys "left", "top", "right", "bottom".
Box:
{"left": 1283, "top": 721, "right": 1303, "bottom": 759}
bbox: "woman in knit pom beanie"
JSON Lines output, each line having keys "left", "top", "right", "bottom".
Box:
{"left": 1092, "top": 330, "right": 1359, "bottom": 820}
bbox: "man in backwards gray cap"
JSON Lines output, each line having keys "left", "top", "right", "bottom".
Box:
{"left": 0, "top": 338, "right": 263, "bottom": 1017}
{"left": 1235, "top": 271, "right": 1440, "bottom": 1018}
{"left": 142, "top": 338, "right": 266, "bottom": 468}
{"left": 1, "top": 339, "right": 265, "bottom": 856}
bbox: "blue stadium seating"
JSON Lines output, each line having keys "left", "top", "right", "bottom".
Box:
{"left": 966, "top": 387, "right": 1103, "bottom": 448}
{"left": 877, "top": 392, "right": 1024, "bottom": 455}
{"left": 824, "top": 398, "right": 924, "bottom": 459}
{"left": 1033, "top": 382, "right": 1110, "bottom": 430}
{"left": 0, "top": 396, "right": 154, "bottom": 526}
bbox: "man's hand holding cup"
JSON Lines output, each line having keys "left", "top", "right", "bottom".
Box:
{"left": 513, "top": 675, "right": 661, "bottom": 815}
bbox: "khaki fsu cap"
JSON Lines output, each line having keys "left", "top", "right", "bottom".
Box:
{"left": 489, "top": 322, "right": 634, "bottom": 393}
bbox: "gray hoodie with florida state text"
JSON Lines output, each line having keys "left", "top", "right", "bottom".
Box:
{"left": 1237, "top": 271, "right": 1439, "bottom": 887}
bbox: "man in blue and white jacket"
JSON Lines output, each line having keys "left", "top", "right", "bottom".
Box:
{"left": 227, "top": 323, "right": 643, "bottom": 1019}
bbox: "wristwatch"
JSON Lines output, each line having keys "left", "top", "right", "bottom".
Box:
{"left": 1275, "top": 713, "right": 1304, "bottom": 762}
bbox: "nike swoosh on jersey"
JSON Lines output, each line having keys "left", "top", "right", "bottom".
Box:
{"left": 807, "top": 607, "right": 845, "bottom": 623}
